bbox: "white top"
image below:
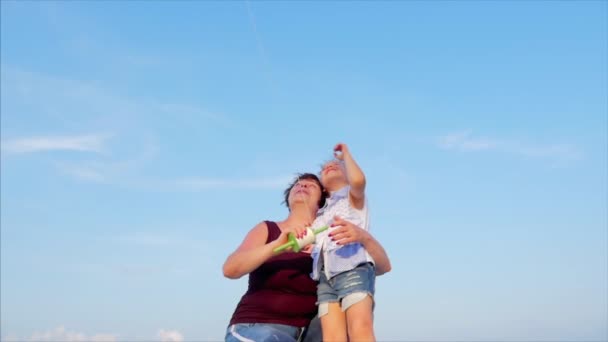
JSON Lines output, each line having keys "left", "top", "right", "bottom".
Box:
{"left": 310, "top": 185, "right": 375, "bottom": 280}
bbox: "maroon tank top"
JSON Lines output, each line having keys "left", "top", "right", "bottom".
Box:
{"left": 229, "top": 221, "right": 318, "bottom": 327}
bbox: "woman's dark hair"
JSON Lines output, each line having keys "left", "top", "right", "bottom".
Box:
{"left": 283, "top": 173, "right": 328, "bottom": 210}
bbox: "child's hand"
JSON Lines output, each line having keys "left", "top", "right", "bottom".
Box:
{"left": 333, "top": 143, "right": 349, "bottom": 160}
{"left": 329, "top": 216, "right": 368, "bottom": 245}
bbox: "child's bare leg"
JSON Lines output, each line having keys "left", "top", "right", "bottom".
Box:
{"left": 345, "top": 295, "right": 375, "bottom": 342}
{"left": 320, "top": 302, "right": 347, "bottom": 342}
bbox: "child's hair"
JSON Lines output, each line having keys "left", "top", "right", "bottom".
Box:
{"left": 283, "top": 173, "right": 328, "bottom": 210}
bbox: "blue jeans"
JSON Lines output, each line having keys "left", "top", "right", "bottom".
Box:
{"left": 301, "top": 316, "right": 322, "bottom": 342}
{"left": 317, "top": 262, "right": 375, "bottom": 313}
{"left": 225, "top": 323, "right": 304, "bottom": 342}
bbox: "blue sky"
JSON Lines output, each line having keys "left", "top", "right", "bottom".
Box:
{"left": 1, "top": 1, "right": 606, "bottom": 341}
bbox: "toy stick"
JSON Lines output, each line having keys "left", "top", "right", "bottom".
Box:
{"left": 273, "top": 226, "right": 328, "bottom": 253}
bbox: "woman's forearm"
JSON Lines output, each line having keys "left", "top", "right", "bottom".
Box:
{"left": 361, "top": 232, "right": 392, "bottom": 276}
{"left": 222, "top": 242, "right": 278, "bottom": 279}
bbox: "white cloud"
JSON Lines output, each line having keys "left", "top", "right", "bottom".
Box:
{"left": 1, "top": 134, "right": 109, "bottom": 154}
{"left": 0, "top": 65, "right": 232, "bottom": 187}
{"left": 245, "top": 0, "right": 272, "bottom": 72}
{"left": 55, "top": 162, "right": 108, "bottom": 182}
{"left": 1, "top": 64, "right": 230, "bottom": 132}
{"left": 1, "top": 65, "right": 136, "bottom": 127}
{"left": 116, "top": 232, "right": 203, "bottom": 248}
{"left": 438, "top": 130, "right": 497, "bottom": 151}
{"left": 173, "top": 175, "right": 293, "bottom": 190}
{"left": 0, "top": 66, "right": 294, "bottom": 192}
{"left": 118, "top": 233, "right": 179, "bottom": 247}
{"left": 507, "top": 141, "right": 581, "bottom": 159}
{"left": 27, "top": 326, "right": 117, "bottom": 342}
{"left": 159, "top": 103, "right": 233, "bottom": 127}
{"left": 437, "top": 130, "right": 582, "bottom": 161}
{"left": 2, "top": 335, "right": 20, "bottom": 342}
{"left": 157, "top": 329, "right": 184, "bottom": 342}
{"left": 3, "top": 327, "right": 186, "bottom": 342}
{"left": 52, "top": 140, "right": 156, "bottom": 184}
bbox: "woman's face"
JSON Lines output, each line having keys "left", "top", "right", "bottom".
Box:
{"left": 288, "top": 178, "right": 323, "bottom": 210}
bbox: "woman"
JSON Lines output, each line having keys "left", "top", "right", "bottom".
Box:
{"left": 223, "top": 173, "right": 391, "bottom": 342}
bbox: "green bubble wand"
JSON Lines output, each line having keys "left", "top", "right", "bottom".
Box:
{"left": 273, "top": 225, "right": 329, "bottom": 253}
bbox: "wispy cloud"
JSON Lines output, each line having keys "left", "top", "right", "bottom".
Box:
{"left": 1, "top": 65, "right": 233, "bottom": 186}
{"left": 1, "top": 66, "right": 289, "bottom": 191}
{"left": 2, "top": 64, "right": 231, "bottom": 131}
{"left": 52, "top": 138, "right": 157, "bottom": 184}
{"left": 27, "top": 326, "right": 117, "bottom": 342}
{"left": 437, "top": 130, "right": 582, "bottom": 161}
{"left": 1, "top": 134, "right": 110, "bottom": 154}
{"left": 172, "top": 175, "right": 293, "bottom": 190}
{"left": 2, "top": 326, "right": 185, "bottom": 342}
{"left": 245, "top": 0, "right": 278, "bottom": 91}
{"left": 438, "top": 131, "right": 497, "bottom": 151}
{"left": 159, "top": 103, "right": 233, "bottom": 128}
{"left": 116, "top": 231, "right": 205, "bottom": 248}
{"left": 157, "top": 329, "right": 184, "bottom": 342}
{"left": 54, "top": 162, "right": 108, "bottom": 182}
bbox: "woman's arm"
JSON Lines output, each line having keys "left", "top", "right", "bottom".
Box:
{"left": 359, "top": 229, "right": 392, "bottom": 276}
{"left": 222, "top": 222, "right": 288, "bottom": 279}
{"left": 328, "top": 216, "right": 392, "bottom": 276}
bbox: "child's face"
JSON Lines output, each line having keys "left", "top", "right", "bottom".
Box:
{"left": 320, "top": 160, "right": 345, "bottom": 188}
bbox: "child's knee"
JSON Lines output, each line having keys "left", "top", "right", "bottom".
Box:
{"left": 345, "top": 295, "right": 375, "bottom": 340}
{"left": 348, "top": 319, "right": 374, "bottom": 342}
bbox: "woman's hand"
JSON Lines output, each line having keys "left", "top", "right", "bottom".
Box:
{"left": 329, "top": 216, "right": 392, "bottom": 275}
{"left": 286, "top": 220, "right": 312, "bottom": 239}
{"left": 293, "top": 223, "right": 310, "bottom": 239}
{"left": 274, "top": 229, "right": 291, "bottom": 248}
{"left": 328, "top": 216, "right": 369, "bottom": 246}
{"left": 274, "top": 222, "right": 311, "bottom": 252}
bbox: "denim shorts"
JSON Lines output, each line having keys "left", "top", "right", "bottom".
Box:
{"left": 317, "top": 262, "right": 375, "bottom": 314}
{"left": 225, "top": 323, "right": 305, "bottom": 342}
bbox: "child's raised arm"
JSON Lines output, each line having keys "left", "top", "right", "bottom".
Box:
{"left": 334, "top": 143, "right": 366, "bottom": 209}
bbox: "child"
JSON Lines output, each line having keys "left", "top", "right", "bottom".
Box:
{"left": 311, "top": 142, "right": 377, "bottom": 342}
